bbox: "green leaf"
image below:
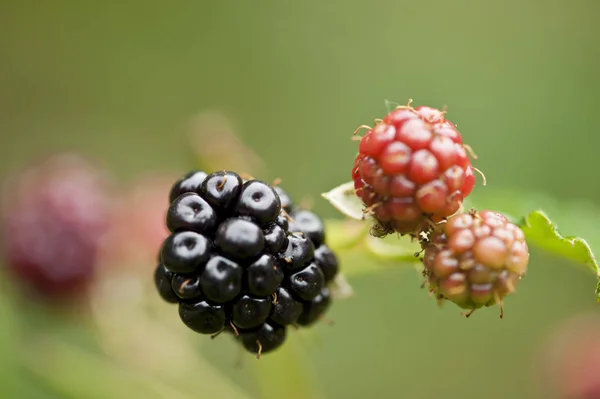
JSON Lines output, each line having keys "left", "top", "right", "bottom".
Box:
{"left": 321, "top": 181, "right": 367, "bottom": 221}
{"left": 518, "top": 209, "right": 599, "bottom": 277}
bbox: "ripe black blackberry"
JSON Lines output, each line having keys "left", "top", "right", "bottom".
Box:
{"left": 285, "top": 188, "right": 339, "bottom": 285}
{"left": 276, "top": 187, "right": 339, "bottom": 331}
{"left": 154, "top": 171, "right": 341, "bottom": 358}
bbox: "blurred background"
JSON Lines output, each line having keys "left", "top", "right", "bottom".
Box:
{"left": 1, "top": 1, "right": 600, "bottom": 398}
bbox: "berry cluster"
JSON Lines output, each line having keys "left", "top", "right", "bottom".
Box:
{"left": 422, "top": 210, "right": 529, "bottom": 317}
{"left": 348, "top": 101, "right": 530, "bottom": 316}
{"left": 154, "top": 170, "right": 339, "bottom": 357}
{"left": 352, "top": 104, "right": 477, "bottom": 236}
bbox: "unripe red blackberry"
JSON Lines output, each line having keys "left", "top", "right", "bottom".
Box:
{"left": 0, "top": 153, "right": 112, "bottom": 300}
{"left": 422, "top": 210, "right": 529, "bottom": 317}
{"left": 352, "top": 103, "right": 478, "bottom": 236}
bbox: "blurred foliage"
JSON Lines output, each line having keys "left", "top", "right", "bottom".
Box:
{"left": 1, "top": 0, "right": 600, "bottom": 398}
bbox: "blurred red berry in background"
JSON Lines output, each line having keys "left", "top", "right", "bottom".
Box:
{"left": 535, "top": 312, "right": 600, "bottom": 399}
{"left": 0, "top": 153, "right": 113, "bottom": 300}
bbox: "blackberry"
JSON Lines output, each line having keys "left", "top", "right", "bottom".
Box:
{"left": 264, "top": 224, "right": 288, "bottom": 254}
{"left": 215, "top": 218, "right": 264, "bottom": 261}
{"left": 161, "top": 231, "right": 211, "bottom": 274}
{"left": 235, "top": 180, "right": 281, "bottom": 227}
{"left": 279, "top": 233, "right": 315, "bottom": 272}
{"left": 169, "top": 170, "right": 208, "bottom": 203}
{"left": 313, "top": 245, "right": 339, "bottom": 283}
{"left": 199, "top": 256, "right": 243, "bottom": 303}
{"left": 422, "top": 210, "right": 529, "bottom": 317}
{"left": 352, "top": 103, "right": 479, "bottom": 236}
{"left": 283, "top": 196, "right": 340, "bottom": 285}
{"left": 231, "top": 295, "right": 272, "bottom": 329}
{"left": 179, "top": 300, "right": 226, "bottom": 334}
{"left": 288, "top": 263, "right": 326, "bottom": 301}
{"left": 240, "top": 321, "right": 287, "bottom": 358}
{"left": 288, "top": 210, "right": 325, "bottom": 248}
{"left": 200, "top": 171, "right": 243, "bottom": 213}
{"left": 154, "top": 171, "right": 341, "bottom": 357}
{"left": 274, "top": 186, "right": 294, "bottom": 212}
{"left": 171, "top": 273, "right": 203, "bottom": 300}
{"left": 297, "top": 288, "right": 332, "bottom": 326}
{"left": 245, "top": 254, "right": 284, "bottom": 297}
{"left": 275, "top": 212, "right": 290, "bottom": 230}
{"left": 270, "top": 286, "right": 303, "bottom": 326}
{"left": 166, "top": 192, "right": 217, "bottom": 235}
{"left": 154, "top": 264, "right": 179, "bottom": 304}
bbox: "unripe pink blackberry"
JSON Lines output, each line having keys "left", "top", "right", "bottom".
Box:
{"left": 422, "top": 210, "right": 529, "bottom": 317}
{"left": 0, "top": 153, "right": 112, "bottom": 300}
{"left": 352, "top": 103, "right": 478, "bottom": 235}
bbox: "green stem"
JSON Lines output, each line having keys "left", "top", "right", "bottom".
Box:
{"left": 325, "top": 218, "right": 421, "bottom": 278}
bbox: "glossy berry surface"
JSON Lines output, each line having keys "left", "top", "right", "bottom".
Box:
{"left": 154, "top": 172, "right": 341, "bottom": 357}
{"left": 179, "top": 300, "right": 226, "bottom": 334}
{"left": 297, "top": 288, "right": 331, "bottom": 326}
{"left": 245, "top": 254, "right": 284, "bottom": 297}
{"left": 288, "top": 263, "right": 325, "bottom": 301}
{"left": 279, "top": 233, "right": 314, "bottom": 272}
{"left": 154, "top": 264, "right": 179, "bottom": 304}
{"left": 422, "top": 210, "right": 529, "bottom": 315}
{"left": 161, "top": 231, "right": 211, "bottom": 274}
{"left": 171, "top": 273, "right": 203, "bottom": 300}
{"left": 240, "top": 321, "right": 287, "bottom": 357}
{"left": 313, "top": 245, "right": 339, "bottom": 283}
{"left": 169, "top": 170, "right": 208, "bottom": 203}
{"left": 200, "top": 171, "right": 243, "bottom": 212}
{"left": 275, "top": 212, "right": 290, "bottom": 230}
{"left": 274, "top": 186, "right": 294, "bottom": 212}
{"left": 215, "top": 218, "right": 265, "bottom": 261}
{"left": 199, "top": 256, "right": 243, "bottom": 303}
{"left": 288, "top": 210, "right": 325, "bottom": 248}
{"left": 235, "top": 180, "right": 282, "bottom": 227}
{"left": 264, "top": 224, "right": 288, "bottom": 254}
{"left": 353, "top": 104, "right": 477, "bottom": 235}
{"left": 231, "top": 295, "right": 272, "bottom": 329}
{"left": 166, "top": 193, "right": 217, "bottom": 234}
{"left": 270, "top": 286, "right": 303, "bottom": 326}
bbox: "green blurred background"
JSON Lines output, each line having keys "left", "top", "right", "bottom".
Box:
{"left": 1, "top": 1, "right": 600, "bottom": 398}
